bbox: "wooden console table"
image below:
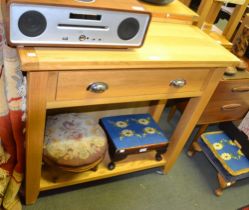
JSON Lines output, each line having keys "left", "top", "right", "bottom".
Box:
{"left": 18, "top": 22, "right": 239, "bottom": 204}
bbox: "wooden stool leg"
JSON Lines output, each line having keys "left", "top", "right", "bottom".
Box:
{"left": 215, "top": 173, "right": 235, "bottom": 196}
{"left": 187, "top": 124, "right": 209, "bottom": 157}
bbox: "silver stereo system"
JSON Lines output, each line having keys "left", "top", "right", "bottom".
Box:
{"left": 9, "top": 3, "right": 151, "bottom": 47}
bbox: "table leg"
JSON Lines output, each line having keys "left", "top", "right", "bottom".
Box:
{"left": 25, "top": 72, "right": 48, "bottom": 204}
{"left": 149, "top": 100, "right": 167, "bottom": 122}
{"left": 163, "top": 68, "right": 224, "bottom": 173}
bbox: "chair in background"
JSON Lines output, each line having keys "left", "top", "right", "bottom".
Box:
{"left": 232, "top": 13, "right": 249, "bottom": 57}
{"left": 181, "top": 0, "right": 249, "bottom": 50}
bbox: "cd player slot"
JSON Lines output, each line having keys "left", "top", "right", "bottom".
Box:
{"left": 58, "top": 24, "right": 108, "bottom": 30}
{"left": 69, "top": 13, "right": 102, "bottom": 21}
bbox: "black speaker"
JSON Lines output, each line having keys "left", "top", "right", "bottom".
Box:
{"left": 18, "top": 10, "right": 47, "bottom": 37}
{"left": 117, "top": 18, "right": 140, "bottom": 40}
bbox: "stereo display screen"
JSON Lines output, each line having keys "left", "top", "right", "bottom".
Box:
{"left": 70, "top": 13, "right": 102, "bottom": 21}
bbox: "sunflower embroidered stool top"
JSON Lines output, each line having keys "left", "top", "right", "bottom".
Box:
{"left": 43, "top": 113, "right": 107, "bottom": 172}
{"left": 100, "top": 113, "right": 169, "bottom": 170}
{"left": 198, "top": 131, "right": 249, "bottom": 196}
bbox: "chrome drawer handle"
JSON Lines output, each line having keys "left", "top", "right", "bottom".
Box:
{"left": 87, "top": 82, "right": 108, "bottom": 93}
{"left": 170, "top": 79, "right": 187, "bottom": 88}
{"left": 221, "top": 104, "right": 242, "bottom": 111}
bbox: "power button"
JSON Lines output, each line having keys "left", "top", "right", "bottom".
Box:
{"left": 79, "top": 35, "right": 86, "bottom": 41}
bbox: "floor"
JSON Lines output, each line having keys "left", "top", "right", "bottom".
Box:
{"left": 23, "top": 108, "right": 249, "bottom": 210}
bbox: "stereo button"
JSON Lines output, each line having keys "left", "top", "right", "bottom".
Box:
{"left": 79, "top": 35, "right": 86, "bottom": 41}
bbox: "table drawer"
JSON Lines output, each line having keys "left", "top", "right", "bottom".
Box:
{"left": 199, "top": 100, "right": 249, "bottom": 124}
{"left": 56, "top": 69, "right": 209, "bottom": 101}
{"left": 211, "top": 80, "right": 249, "bottom": 101}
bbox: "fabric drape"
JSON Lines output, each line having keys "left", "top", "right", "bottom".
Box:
{"left": 0, "top": 9, "right": 25, "bottom": 210}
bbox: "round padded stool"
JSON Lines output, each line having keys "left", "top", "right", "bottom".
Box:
{"left": 43, "top": 113, "right": 107, "bottom": 172}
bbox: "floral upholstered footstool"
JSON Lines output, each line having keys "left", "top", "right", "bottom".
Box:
{"left": 100, "top": 113, "right": 169, "bottom": 170}
{"left": 44, "top": 113, "right": 107, "bottom": 172}
{"left": 198, "top": 131, "right": 249, "bottom": 196}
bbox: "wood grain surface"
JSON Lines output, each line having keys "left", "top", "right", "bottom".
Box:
{"left": 139, "top": 0, "right": 198, "bottom": 24}
{"left": 56, "top": 69, "right": 209, "bottom": 101}
{"left": 198, "top": 79, "right": 249, "bottom": 124}
{"left": 18, "top": 22, "right": 240, "bottom": 71}
{"left": 40, "top": 151, "right": 165, "bottom": 191}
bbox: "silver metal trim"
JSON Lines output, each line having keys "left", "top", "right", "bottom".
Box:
{"left": 169, "top": 79, "right": 187, "bottom": 88}
{"left": 87, "top": 82, "right": 109, "bottom": 93}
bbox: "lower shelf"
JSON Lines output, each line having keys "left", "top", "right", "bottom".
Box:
{"left": 40, "top": 151, "right": 166, "bottom": 191}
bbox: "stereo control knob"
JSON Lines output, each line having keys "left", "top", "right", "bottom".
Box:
{"left": 18, "top": 10, "right": 47, "bottom": 37}
{"left": 79, "top": 35, "right": 86, "bottom": 41}
{"left": 117, "top": 18, "right": 140, "bottom": 40}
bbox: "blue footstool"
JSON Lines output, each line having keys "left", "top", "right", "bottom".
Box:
{"left": 198, "top": 131, "right": 249, "bottom": 196}
{"left": 100, "top": 113, "right": 169, "bottom": 170}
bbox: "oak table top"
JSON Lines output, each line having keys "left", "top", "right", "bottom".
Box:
{"left": 18, "top": 22, "right": 239, "bottom": 71}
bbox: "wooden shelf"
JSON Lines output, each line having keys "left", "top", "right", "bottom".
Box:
{"left": 40, "top": 151, "right": 166, "bottom": 191}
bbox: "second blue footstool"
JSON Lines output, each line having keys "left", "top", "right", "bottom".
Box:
{"left": 199, "top": 131, "right": 249, "bottom": 196}
{"left": 100, "top": 113, "right": 169, "bottom": 170}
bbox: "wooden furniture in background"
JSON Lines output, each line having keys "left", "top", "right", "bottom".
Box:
{"left": 186, "top": 14, "right": 249, "bottom": 157}
{"left": 194, "top": 0, "right": 249, "bottom": 49}
{"left": 168, "top": 13, "right": 249, "bottom": 157}
{"left": 167, "top": 70, "right": 249, "bottom": 196}
{"left": 140, "top": 0, "right": 199, "bottom": 24}
{"left": 168, "top": 71, "right": 249, "bottom": 156}
{"left": 179, "top": 0, "right": 192, "bottom": 7}
{"left": 18, "top": 21, "right": 239, "bottom": 205}
{"left": 232, "top": 13, "right": 249, "bottom": 57}
{"left": 187, "top": 69, "right": 249, "bottom": 157}
{"left": 198, "top": 75, "right": 249, "bottom": 123}
{"left": 233, "top": 13, "right": 249, "bottom": 42}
